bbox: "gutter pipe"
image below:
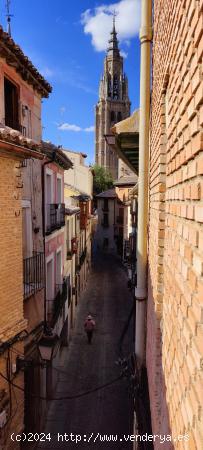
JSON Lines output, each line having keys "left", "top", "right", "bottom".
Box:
{"left": 42, "top": 151, "right": 56, "bottom": 332}
{"left": 135, "top": 0, "right": 152, "bottom": 367}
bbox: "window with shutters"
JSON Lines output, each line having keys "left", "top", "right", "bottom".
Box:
{"left": 4, "top": 77, "right": 19, "bottom": 130}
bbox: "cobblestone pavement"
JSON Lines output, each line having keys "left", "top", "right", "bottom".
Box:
{"left": 38, "top": 250, "right": 134, "bottom": 450}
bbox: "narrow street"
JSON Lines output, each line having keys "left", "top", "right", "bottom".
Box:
{"left": 38, "top": 249, "right": 134, "bottom": 450}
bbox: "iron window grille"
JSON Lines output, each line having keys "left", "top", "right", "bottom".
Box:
{"left": 23, "top": 252, "right": 44, "bottom": 299}
{"left": 46, "top": 203, "right": 65, "bottom": 235}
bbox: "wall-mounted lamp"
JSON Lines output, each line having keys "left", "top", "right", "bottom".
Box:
{"left": 38, "top": 333, "right": 60, "bottom": 362}
{"left": 16, "top": 332, "right": 60, "bottom": 371}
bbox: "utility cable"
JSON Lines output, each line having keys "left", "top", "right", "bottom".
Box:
{"left": 0, "top": 371, "right": 123, "bottom": 401}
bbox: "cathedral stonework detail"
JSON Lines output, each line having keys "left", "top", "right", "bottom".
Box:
{"left": 95, "top": 20, "right": 131, "bottom": 179}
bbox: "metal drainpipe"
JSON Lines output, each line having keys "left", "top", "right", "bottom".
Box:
{"left": 42, "top": 152, "right": 56, "bottom": 332}
{"left": 135, "top": 0, "right": 152, "bottom": 367}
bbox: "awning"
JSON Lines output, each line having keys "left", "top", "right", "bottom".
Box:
{"left": 105, "top": 110, "right": 139, "bottom": 175}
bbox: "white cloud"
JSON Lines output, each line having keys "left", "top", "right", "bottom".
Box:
{"left": 81, "top": 0, "right": 141, "bottom": 52}
{"left": 120, "top": 50, "right": 128, "bottom": 58}
{"left": 60, "top": 106, "right": 66, "bottom": 115}
{"left": 58, "top": 123, "right": 82, "bottom": 132}
{"left": 84, "top": 126, "right": 95, "bottom": 132}
{"left": 124, "top": 39, "right": 131, "bottom": 47}
{"left": 40, "top": 67, "right": 54, "bottom": 78}
{"left": 58, "top": 123, "right": 95, "bottom": 133}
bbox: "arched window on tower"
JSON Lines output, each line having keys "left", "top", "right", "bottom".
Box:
{"left": 117, "top": 112, "right": 122, "bottom": 122}
{"left": 108, "top": 75, "right": 112, "bottom": 98}
{"left": 113, "top": 75, "right": 119, "bottom": 99}
{"left": 122, "top": 78, "right": 126, "bottom": 99}
{"left": 110, "top": 111, "right": 115, "bottom": 123}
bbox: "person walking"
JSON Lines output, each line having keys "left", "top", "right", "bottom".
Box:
{"left": 84, "top": 315, "right": 95, "bottom": 344}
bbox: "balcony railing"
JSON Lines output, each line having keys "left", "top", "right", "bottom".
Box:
{"left": 46, "top": 203, "right": 65, "bottom": 235}
{"left": 5, "top": 119, "right": 26, "bottom": 136}
{"left": 23, "top": 252, "right": 44, "bottom": 299}
{"left": 48, "top": 278, "right": 68, "bottom": 327}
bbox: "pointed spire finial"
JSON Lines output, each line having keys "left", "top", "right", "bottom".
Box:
{"left": 112, "top": 10, "right": 117, "bottom": 32}
{"left": 107, "top": 11, "right": 120, "bottom": 57}
{"left": 6, "top": 0, "right": 13, "bottom": 36}
{"left": 113, "top": 10, "right": 116, "bottom": 31}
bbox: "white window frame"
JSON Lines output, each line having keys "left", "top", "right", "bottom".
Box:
{"left": 46, "top": 253, "right": 55, "bottom": 301}
{"left": 56, "top": 246, "right": 63, "bottom": 285}
{"left": 45, "top": 167, "right": 54, "bottom": 204}
{"left": 57, "top": 173, "right": 63, "bottom": 204}
{"left": 22, "top": 199, "right": 33, "bottom": 258}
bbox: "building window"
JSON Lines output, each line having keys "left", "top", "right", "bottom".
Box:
{"left": 57, "top": 176, "right": 62, "bottom": 203}
{"left": 4, "top": 77, "right": 19, "bottom": 130}
{"left": 46, "top": 257, "right": 54, "bottom": 302}
{"left": 117, "top": 112, "right": 122, "bottom": 122}
{"left": 56, "top": 250, "right": 62, "bottom": 285}
{"left": 103, "top": 198, "right": 108, "bottom": 211}
{"left": 119, "top": 227, "right": 123, "bottom": 236}
{"left": 108, "top": 75, "right": 112, "bottom": 97}
{"left": 46, "top": 172, "right": 53, "bottom": 204}
{"left": 113, "top": 75, "right": 119, "bottom": 99}
{"left": 102, "top": 213, "right": 109, "bottom": 227}
{"left": 110, "top": 111, "right": 115, "bottom": 123}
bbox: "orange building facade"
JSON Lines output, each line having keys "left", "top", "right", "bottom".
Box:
{"left": 0, "top": 26, "right": 51, "bottom": 449}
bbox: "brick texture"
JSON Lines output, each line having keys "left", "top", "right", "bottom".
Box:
{"left": 0, "top": 156, "right": 26, "bottom": 449}
{"left": 147, "top": 1, "right": 203, "bottom": 449}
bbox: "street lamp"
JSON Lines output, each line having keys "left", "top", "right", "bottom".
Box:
{"left": 38, "top": 333, "right": 60, "bottom": 362}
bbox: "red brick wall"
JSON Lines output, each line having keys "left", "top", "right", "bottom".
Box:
{"left": 0, "top": 156, "right": 26, "bottom": 449}
{"left": 147, "top": 0, "right": 203, "bottom": 448}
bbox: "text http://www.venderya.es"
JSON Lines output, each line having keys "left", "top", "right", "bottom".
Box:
{"left": 10, "top": 432, "right": 190, "bottom": 444}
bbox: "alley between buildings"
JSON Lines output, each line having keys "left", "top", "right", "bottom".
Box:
{"left": 37, "top": 249, "right": 134, "bottom": 450}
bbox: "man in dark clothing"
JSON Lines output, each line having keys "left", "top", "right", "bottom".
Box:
{"left": 84, "top": 315, "right": 96, "bottom": 344}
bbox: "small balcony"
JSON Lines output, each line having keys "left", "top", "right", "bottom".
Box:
{"left": 5, "top": 118, "right": 26, "bottom": 135}
{"left": 46, "top": 203, "right": 65, "bottom": 235}
{"left": 66, "top": 237, "right": 78, "bottom": 260}
{"left": 47, "top": 279, "right": 68, "bottom": 327}
{"left": 23, "top": 252, "right": 44, "bottom": 299}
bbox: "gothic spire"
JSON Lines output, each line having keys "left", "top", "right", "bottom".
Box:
{"left": 107, "top": 14, "right": 120, "bottom": 57}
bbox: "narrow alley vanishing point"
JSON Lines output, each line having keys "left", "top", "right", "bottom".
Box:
{"left": 38, "top": 250, "right": 134, "bottom": 449}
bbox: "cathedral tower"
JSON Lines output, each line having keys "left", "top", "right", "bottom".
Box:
{"left": 95, "top": 18, "right": 131, "bottom": 179}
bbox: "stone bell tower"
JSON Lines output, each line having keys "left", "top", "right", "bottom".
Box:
{"left": 95, "top": 17, "right": 131, "bottom": 179}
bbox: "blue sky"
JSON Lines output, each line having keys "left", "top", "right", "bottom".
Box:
{"left": 1, "top": 0, "right": 141, "bottom": 164}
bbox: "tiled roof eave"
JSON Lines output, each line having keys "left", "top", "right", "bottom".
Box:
{"left": 41, "top": 142, "right": 73, "bottom": 170}
{"left": 0, "top": 138, "right": 44, "bottom": 160}
{"left": 0, "top": 27, "right": 52, "bottom": 97}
